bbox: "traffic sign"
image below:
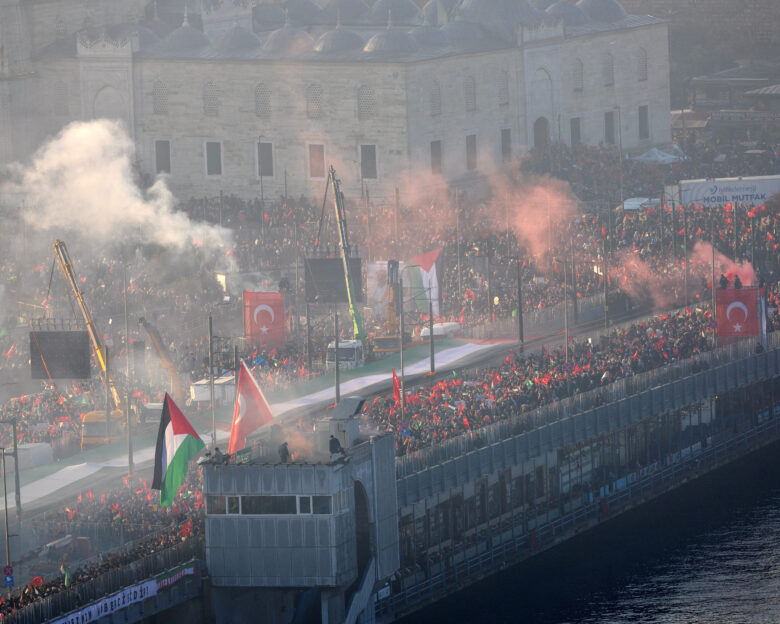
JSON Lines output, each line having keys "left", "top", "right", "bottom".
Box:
{"left": 4, "top": 575, "right": 13, "bottom": 587}
{"left": 2, "top": 566, "right": 11, "bottom": 577}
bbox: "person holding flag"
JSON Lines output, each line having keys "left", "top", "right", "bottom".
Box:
{"left": 152, "top": 393, "right": 205, "bottom": 507}
{"left": 228, "top": 360, "right": 275, "bottom": 454}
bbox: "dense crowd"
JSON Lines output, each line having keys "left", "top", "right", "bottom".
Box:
{"left": 0, "top": 470, "right": 204, "bottom": 617}
{"left": 362, "top": 306, "right": 717, "bottom": 455}
{"left": 0, "top": 134, "right": 775, "bottom": 616}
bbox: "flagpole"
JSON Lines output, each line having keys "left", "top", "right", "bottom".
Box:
{"left": 399, "top": 278, "right": 405, "bottom": 423}
{"left": 208, "top": 314, "right": 215, "bottom": 449}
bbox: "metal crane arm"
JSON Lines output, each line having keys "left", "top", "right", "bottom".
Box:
{"left": 52, "top": 240, "right": 121, "bottom": 410}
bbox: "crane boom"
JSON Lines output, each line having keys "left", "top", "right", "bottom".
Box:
{"left": 52, "top": 240, "right": 122, "bottom": 410}
{"left": 329, "top": 166, "right": 365, "bottom": 345}
{"left": 138, "top": 317, "right": 186, "bottom": 404}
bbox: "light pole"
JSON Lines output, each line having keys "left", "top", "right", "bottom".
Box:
{"left": 258, "top": 135, "right": 265, "bottom": 233}
{"left": 1, "top": 448, "right": 9, "bottom": 598}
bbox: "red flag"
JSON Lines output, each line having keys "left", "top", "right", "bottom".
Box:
{"left": 101, "top": 492, "right": 106, "bottom": 505}
{"left": 716, "top": 287, "right": 760, "bottom": 345}
{"left": 228, "top": 360, "right": 274, "bottom": 454}
{"left": 29, "top": 576, "right": 44, "bottom": 588}
{"left": 181, "top": 518, "right": 193, "bottom": 538}
{"left": 392, "top": 369, "right": 401, "bottom": 408}
{"left": 243, "top": 291, "right": 285, "bottom": 349}
{"left": 86, "top": 490, "right": 94, "bottom": 502}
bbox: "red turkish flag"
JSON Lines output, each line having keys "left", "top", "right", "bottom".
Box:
{"left": 716, "top": 287, "right": 760, "bottom": 345}
{"left": 243, "top": 291, "right": 285, "bottom": 349}
{"left": 392, "top": 369, "right": 401, "bottom": 408}
{"left": 228, "top": 361, "right": 274, "bottom": 454}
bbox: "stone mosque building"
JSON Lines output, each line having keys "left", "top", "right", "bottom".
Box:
{"left": 0, "top": 0, "right": 671, "bottom": 201}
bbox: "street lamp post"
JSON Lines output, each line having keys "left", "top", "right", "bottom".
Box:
{"left": 1, "top": 448, "right": 9, "bottom": 598}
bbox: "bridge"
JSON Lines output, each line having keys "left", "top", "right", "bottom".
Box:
{"left": 3, "top": 538, "right": 204, "bottom": 624}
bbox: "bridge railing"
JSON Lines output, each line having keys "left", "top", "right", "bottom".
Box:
{"left": 396, "top": 331, "right": 780, "bottom": 478}
{"left": 3, "top": 536, "right": 204, "bottom": 624}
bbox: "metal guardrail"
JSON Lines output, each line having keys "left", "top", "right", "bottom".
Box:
{"left": 3, "top": 536, "right": 204, "bottom": 624}
{"left": 379, "top": 408, "right": 780, "bottom": 618}
{"left": 395, "top": 331, "right": 780, "bottom": 478}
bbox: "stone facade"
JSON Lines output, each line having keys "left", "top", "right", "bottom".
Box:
{"left": 1, "top": 0, "right": 672, "bottom": 201}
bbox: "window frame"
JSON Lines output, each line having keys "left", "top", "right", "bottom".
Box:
{"left": 155, "top": 139, "right": 171, "bottom": 174}
{"left": 308, "top": 142, "right": 326, "bottom": 179}
{"left": 204, "top": 140, "right": 223, "bottom": 176}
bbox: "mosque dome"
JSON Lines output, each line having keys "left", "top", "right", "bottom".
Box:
{"left": 409, "top": 23, "right": 449, "bottom": 48}
{"left": 214, "top": 23, "right": 261, "bottom": 52}
{"left": 546, "top": 0, "right": 591, "bottom": 26}
{"left": 363, "top": 26, "right": 419, "bottom": 55}
{"left": 456, "top": 0, "right": 542, "bottom": 40}
{"left": 576, "top": 0, "right": 627, "bottom": 22}
{"left": 160, "top": 16, "right": 210, "bottom": 52}
{"left": 440, "top": 18, "right": 489, "bottom": 45}
{"left": 262, "top": 24, "right": 314, "bottom": 54}
{"left": 285, "top": 0, "right": 328, "bottom": 26}
{"left": 314, "top": 27, "right": 364, "bottom": 53}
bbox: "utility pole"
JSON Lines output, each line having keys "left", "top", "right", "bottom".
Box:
{"left": 517, "top": 259, "right": 524, "bottom": 351}
{"left": 334, "top": 307, "right": 340, "bottom": 404}
{"left": 123, "top": 264, "right": 133, "bottom": 475}
{"left": 429, "top": 293, "right": 435, "bottom": 374}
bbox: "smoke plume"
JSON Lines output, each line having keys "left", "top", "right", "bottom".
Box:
{"left": 2, "top": 119, "right": 230, "bottom": 251}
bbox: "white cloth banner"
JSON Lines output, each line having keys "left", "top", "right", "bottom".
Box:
{"left": 680, "top": 175, "right": 780, "bottom": 208}
{"left": 50, "top": 579, "right": 157, "bottom": 624}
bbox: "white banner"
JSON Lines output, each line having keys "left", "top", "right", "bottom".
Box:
{"left": 679, "top": 175, "right": 780, "bottom": 208}
{"left": 50, "top": 579, "right": 157, "bottom": 624}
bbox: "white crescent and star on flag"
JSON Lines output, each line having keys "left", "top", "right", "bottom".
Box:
{"left": 726, "top": 301, "right": 749, "bottom": 332}
{"left": 253, "top": 304, "right": 275, "bottom": 335}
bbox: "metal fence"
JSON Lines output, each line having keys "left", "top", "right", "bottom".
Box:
{"left": 380, "top": 409, "right": 780, "bottom": 619}
{"left": 396, "top": 332, "right": 780, "bottom": 478}
{"left": 3, "top": 536, "right": 204, "bottom": 624}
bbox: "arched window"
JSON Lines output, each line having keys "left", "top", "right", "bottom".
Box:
{"left": 573, "top": 57, "right": 584, "bottom": 91}
{"left": 153, "top": 80, "right": 168, "bottom": 115}
{"left": 55, "top": 19, "right": 67, "bottom": 39}
{"left": 306, "top": 83, "right": 323, "bottom": 119}
{"left": 464, "top": 74, "right": 476, "bottom": 112}
{"left": 637, "top": 47, "right": 648, "bottom": 82}
{"left": 203, "top": 81, "right": 219, "bottom": 117}
{"left": 497, "top": 70, "right": 509, "bottom": 106}
{"left": 255, "top": 83, "right": 271, "bottom": 118}
{"left": 357, "top": 85, "right": 376, "bottom": 120}
{"left": 430, "top": 81, "right": 441, "bottom": 116}
{"left": 602, "top": 53, "right": 614, "bottom": 87}
{"left": 53, "top": 81, "right": 68, "bottom": 115}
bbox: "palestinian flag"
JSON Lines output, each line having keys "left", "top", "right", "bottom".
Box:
{"left": 152, "top": 393, "right": 204, "bottom": 507}
{"left": 407, "top": 248, "right": 441, "bottom": 316}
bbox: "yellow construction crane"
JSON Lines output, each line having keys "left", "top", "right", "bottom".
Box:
{"left": 52, "top": 240, "right": 123, "bottom": 446}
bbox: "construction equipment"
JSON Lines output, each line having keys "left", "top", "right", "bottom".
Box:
{"left": 138, "top": 317, "right": 186, "bottom": 404}
{"left": 52, "top": 240, "right": 124, "bottom": 446}
{"left": 314, "top": 166, "right": 366, "bottom": 347}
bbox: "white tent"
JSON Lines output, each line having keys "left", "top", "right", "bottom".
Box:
{"left": 632, "top": 147, "right": 682, "bottom": 165}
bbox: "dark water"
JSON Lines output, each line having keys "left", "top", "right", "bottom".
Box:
{"left": 405, "top": 445, "right": 780, "bottom": 624}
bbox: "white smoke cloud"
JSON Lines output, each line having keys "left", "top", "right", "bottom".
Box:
{"left": 3, "top": 119, "right": 230, "bottom": 250}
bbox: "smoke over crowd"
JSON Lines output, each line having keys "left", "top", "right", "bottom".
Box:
{"left": 2, "top": 119, "right": 230, "bottom": 253}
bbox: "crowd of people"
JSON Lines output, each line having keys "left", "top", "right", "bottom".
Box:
{"left": 0, "top": 131, "right": 775, "bottom": 616}
{"left": 362, "top": 306, "right": 716, "bottom": 455}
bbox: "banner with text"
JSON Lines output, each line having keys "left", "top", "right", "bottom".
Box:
{"left": 50, "top": 579, "right": 157, "bottom": 624}
{"left": 680, "top": 175, "right": 780, "bottom": 208}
